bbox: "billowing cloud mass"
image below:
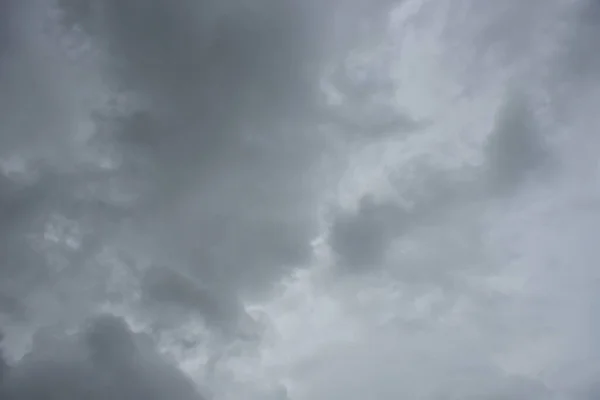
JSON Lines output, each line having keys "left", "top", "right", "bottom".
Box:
{"left": 2, "top": 314, "right": 204, "bottom": 400}
{"left": 1, "top": 0, "right": 600, "bottom": 399}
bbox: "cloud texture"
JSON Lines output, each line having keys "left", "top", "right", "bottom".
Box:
{"left": 1, "top": 0, "right": 600, "bottom": 399}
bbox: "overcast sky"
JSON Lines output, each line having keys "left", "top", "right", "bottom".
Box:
{"left": 1, "top": 0, "right": 600, "bottom": 399}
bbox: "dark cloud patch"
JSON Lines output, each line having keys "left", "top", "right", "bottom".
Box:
{"left": 563, "top": 0, "right": 600, "bottom": 84}
{"left": 136, "top": 170, "right": 318, "bottom": 305}
{"left": 0, "top": 332, "right": 7, "bottom": 380}
{"left": 0, "top": 0, "right": 337, "bottom": 335}
{"left": 329, "top": 196, "right": 404, "bottom": 271}
{"left": 141, "top": 266, "right": 242, "bottom": 332}
{"left": 0, "top": 292, "right": 23, "bottom": 320}
{"left": 485, "top": 93, "right": 550, "bottom": 195}
{"left": 0, "top": 162, "right": 133, "bottom": 324}
{"left": 2, "top": 314, "right": 205, "bottom": 400}
{"left": 0, "top": 0, "right": 14, "bottom": 59}
{"left": 329, "top": 168, "right": 482, "bottom": 273}
{"left": 0, "top": 173, "right": 53, "bottom": 317}
{"left": 62, "top": 0, "right": 323, "bottom": 162}
{"left": 0, "top": 0, "right": 336, "bottom": 345}
{"left": 51, "top": 0, "right": 330, "bottom": 310}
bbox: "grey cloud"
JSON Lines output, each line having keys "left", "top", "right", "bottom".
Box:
{"left": 0, "top": 0, "right": 116, "bottom": 321}
{"left": 0, "top": 0, "right": 14, "bottom": 58}
{"left": 329, "top": 196, "right": 402, "bottom": 271}
{"left": 0, "top": 0, "right": 331, "bottom": 332}
{"left": 321, "top": 60, "right": 422, "bottom": 141}
{"left": 485, "top": 92, "right": 551, "bottom": 195}
{"left": 57, "top": 0, "right": 332, "bottom": 331}
{"left": 2, "top": 314, "right": 205, "bottom": 400}
{"left": 561, "top": 0, "right": 600, "bottom": 85}
{"left": 1, "top": 0, "right": 599, "bottom": 399}
{"left": 59, "top": 0, "right": 329, "bottom": 292}
{"left": 297, "top": 330, "right": 552, "bottom": 400}
{"left": 0, "top": 35, "right": 75, "bottom": 159}
{"left": 330, "top": 89, "right": 554, "bottom": 276}
{"left": 328, "top": 169, "right": 480, "bottom": 274}
{"left": 64, "top": 0, "right": 323, "bottom": 162}
{"left": 141, "top": 265, "right": 243, "bottom": 334}
{"left": 0, "top": 161, "right": 133, "bottom": 325}
{"left": 0, "top": 332, "right": 7, "bottom": 380}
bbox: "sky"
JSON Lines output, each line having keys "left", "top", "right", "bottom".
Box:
{"left": 1, "top": 0, "right": 600, "bottom": 399}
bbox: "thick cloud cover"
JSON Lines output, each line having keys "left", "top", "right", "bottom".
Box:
{"left": 1, "top": 314, "right": 204, "bottom": 400}
{"left": 1, "top": 0, "right": 600, "bottom": 399}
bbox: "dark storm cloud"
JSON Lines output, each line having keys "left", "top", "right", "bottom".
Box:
{"left": 1, "top": 314, "right": 205, "bottom": 400}
{"left": 59, "top": 0, "right": 325, "bottom": 159}
{"left": 53, "top": 0, "right": 333, "bottom": 321}
{"left": 0, "top": 0, "right": 338, "bottom": 347}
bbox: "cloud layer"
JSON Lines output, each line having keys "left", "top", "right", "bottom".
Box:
{"left": 1, "top": 0, "right": 600, "bottom": 399}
